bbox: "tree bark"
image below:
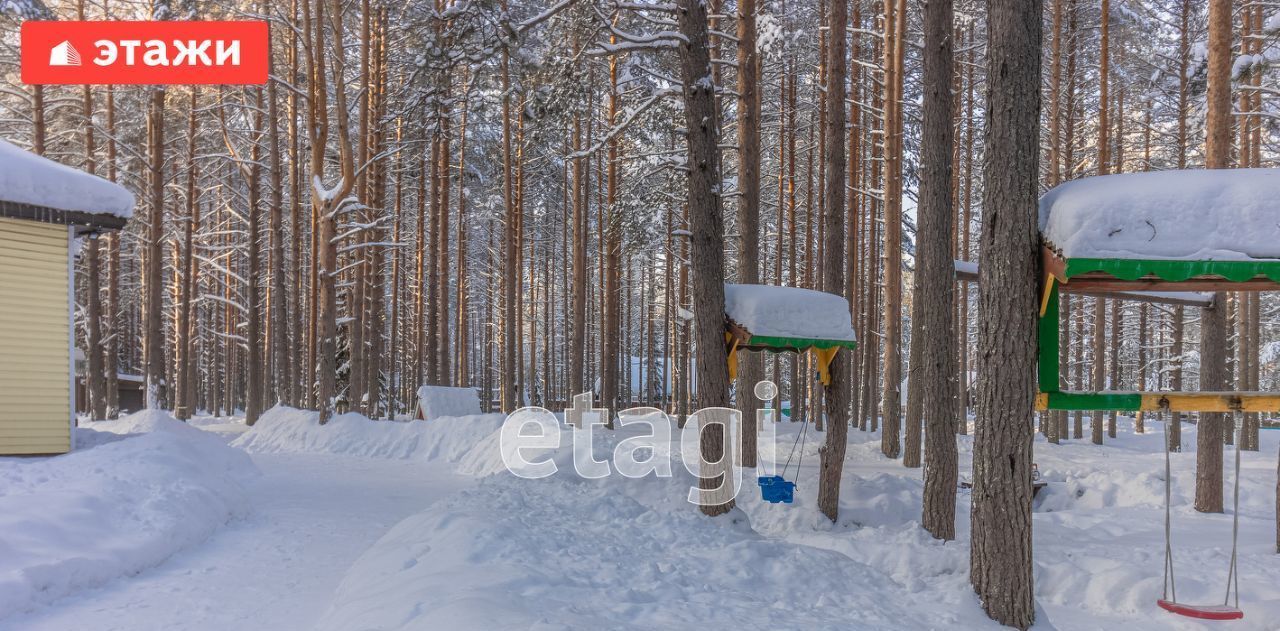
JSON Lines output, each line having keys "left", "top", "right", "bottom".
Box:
{"left": 918, "top": 0, "right": 959, "bottom": 541}
{"left": 880, "top": 0, "right": 907, "bottom": 460}
{"left": 1194, "top": 0, "right": 1232, "bottom": 514}
{"left": 970, "top": 0, "right": 1041, "bottom": 627}
{"left": 735, "top": 0, "right": 762, "bottom": 467}
{"left": 676, "top": 0, "right": 733, "bottom": 517}
{"left": 144, "top": 88, "right": 167, "bottom": 409}
{"left": 175, "top": 90, "right": 199, "bottom": 421}
{"left": 814, "top": 0, "right": 848, "bottom": 523}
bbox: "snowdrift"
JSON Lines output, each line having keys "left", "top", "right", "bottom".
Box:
{"left": 316, "top": 426, "right": 950, "bottom": 631}
{"left": 0, "top": 410, "right": 256, "bottom": 620}
{"left": 231, "top": 405, "right": 506, "bottom": 464}
{"left": 318, "top": 413, "right": 1280, "bottom": 630}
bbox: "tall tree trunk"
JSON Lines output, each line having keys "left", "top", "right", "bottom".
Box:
{"left": 269, "top": 66, "right": 288, "bottom": 412}
{"left": 500, "top": 17, "right": 518, "bottom": 412}
{"left": 105, "top": 82, "right": 121, "bottom": 419}
{"left": 918, "top": 0, "right": 958, "bottom": 541}
{"left": 81, "top": 50, "right": 106, "bottom": 420}
{"left": 144, "top": 88, "right": 167, "bottom": 409}
{"left": 970, "top": 0, "right": 1041, "bottom": 627}
{"left": 676, "top": 0, "right": 733, "bottom": 517}
{"left": 570, "top": 115, "right": 587, "bottom": 398}
{"left": 86, "top": 236, "right": 106, "bottom": 420}
{"left": 1195, "top": 0, "right": 1232, "bottom": 514}
{"left": 814, "top": 0, "right": 848, "bottom": 523}
{"left": 244, "top": 89, "right": 265, "bottom": 425}
{"left": 175, "top": 90, "right": 199, "bottom": 420}
{"left": 880, "top": 0, "right": 906, "bottom": 459}
{"left": 735, "top": 0, "right": 762, "bottom": 467}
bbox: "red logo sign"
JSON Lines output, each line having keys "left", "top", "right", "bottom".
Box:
{"left": 21, "top": 21, "right": 268, "bottom": 85}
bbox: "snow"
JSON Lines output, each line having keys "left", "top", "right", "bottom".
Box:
{"left": 7, "top": 404, "right": 1280, "bottom": 630}
{"left": 1039, "top": 169, "right": 1280, "bottom": 261}
{"left": 0, "top": 410, "right": 254, "bottom": 620}
{"left": 414, "top": 385, "right": 482, "bottom": 420}
{"left": 724, "top": 283, "right": 857, "bottom": 342}
{"left": 232, "top": 405, "right": 504, "bottom": 462}
{"left": 0, "top": 138, "right": 134, "bottom": 218}
{"left": 320, "top": 415, "right": 1280, "bottom": 631}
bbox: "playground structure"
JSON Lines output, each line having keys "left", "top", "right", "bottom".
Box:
{"left": 723, "top": 283, "right": 858, "bottom": 388}
{"left": 1033, "top": 169, "right": 1280, "bottom": 622}
{"left": 723, "top": 284, "right": 857, "bottom": 503}
{"left": 1035, "top": 248, "right": 1280, "bottom": 414}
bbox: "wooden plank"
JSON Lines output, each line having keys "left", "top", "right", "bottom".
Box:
{"left": 1062, "top": 288, "right": 1214, "bottom": 308}
{"left": 1140, "top": 392, "right": 1280, "bottom": 413}
{"left": 0, "top": 417, "right": 70, "bottom": 429}
{"left": 958, "top": 254, "right": 1215, "bottom": 308}
{"left": 0, "top": 442, "right": 71, "bottom": 455}
{"left": 1036, "top": 390, "right": 1280, "bottom": 412}
{"left": 1062, "top": 276, "right": 1280, "bottom": 293}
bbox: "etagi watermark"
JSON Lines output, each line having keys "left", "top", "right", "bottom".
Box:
{"left": 500, "top": 381, "right": 784, "bottom": 507}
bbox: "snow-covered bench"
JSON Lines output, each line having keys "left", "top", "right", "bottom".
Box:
{"left": 413, "top": 385, "right": 482, "bottom": 421}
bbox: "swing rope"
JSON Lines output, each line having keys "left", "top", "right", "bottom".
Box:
{"left": 1162, "top": 415, "right": 1176, "bottom": 604}
{"left": 780, "top": 409, "right": 810, "bottom": 483}
{"left": 1225, "top": 416, "right": 1241, "bottom": 609}
{"left": 1161, "top": 412, "right": 1244, "bottom": 616}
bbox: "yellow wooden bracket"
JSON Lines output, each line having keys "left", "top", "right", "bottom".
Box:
{"left": 810, "top": 346, "right": 840, "bottom": 387}
{"left": 1039, "top": 274, "right": 1058, "bottom": 317}
{"left": 725, "top": 332, "right": 740, "bottom": 381}
{"left": 1035, "top": 392, "right": 1049, "bottom": 411}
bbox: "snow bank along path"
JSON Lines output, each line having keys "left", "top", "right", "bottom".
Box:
{"left": 0, "top": 411, "right": 255, "bottom": 620}
{"left": 2, "top": 407, "right": 488, "bottom": 631}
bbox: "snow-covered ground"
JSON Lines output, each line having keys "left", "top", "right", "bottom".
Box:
{"left": 2, "top": 406, "right": 1277, "bottom": 630}
{"left": 0, "top": 411, "right": 254, "bottom": 620}
{"left": 317, "top": 414, "right": 1280, "bottom": 631}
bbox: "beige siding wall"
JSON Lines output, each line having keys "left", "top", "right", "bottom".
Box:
{"left": 0, "top": 217, "right": 71, "bottom": 455}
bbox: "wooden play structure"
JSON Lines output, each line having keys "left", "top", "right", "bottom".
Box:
{"left": 723, "top": 284, "right": 858, "bottom": 389}
{"left": 1034, "top": 169, "right": 1280, "bottom": 622}
{"left": 1035, "top": 249, "right": 1280, "bottom": 414}
{"left": 722, "top": 284, "right": 857, "bottom": 503}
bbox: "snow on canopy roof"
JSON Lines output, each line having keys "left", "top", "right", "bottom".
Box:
{"left": 724, "top": 284, "right": 856, "bottom": 342}
{"left": 1039, "top": 169, "right": 1280, "bottom": 261}
{"left": 0, "top": 138, "right": 134, "bottom": 218}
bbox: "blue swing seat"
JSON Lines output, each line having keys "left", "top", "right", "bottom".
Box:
{"left": 758, "top": 475, "right": 796, "bottom": 504}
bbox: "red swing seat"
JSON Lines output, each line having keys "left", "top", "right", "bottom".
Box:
{"left": 1157, "top": 600, "right": 1244, "bottom": 621}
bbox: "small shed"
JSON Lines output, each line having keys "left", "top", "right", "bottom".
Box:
{"left": 0, "top": 139, "right": 132, "bottom": 455}
{"left": 414, "top": 385, "right": 482, "bottom": 421}
{"left": 723, "top": 284, "right": 857, "bottom": 386}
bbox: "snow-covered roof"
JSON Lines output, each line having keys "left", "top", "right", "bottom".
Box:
{"left": 1039, "top": 169, "right": 1280, "bottom": 261}
{"left": 0, "top": 138, "right": 134, "bottom": 219}
{"left": 724, "top": 284, "right": 856, "bottom": 342}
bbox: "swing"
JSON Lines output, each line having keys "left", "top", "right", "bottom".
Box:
{"left": 1157, "top": 416, "right": 1245, "bottom": 621}
{"left": 758, "top": 401, "right": 809, "bottom": 504}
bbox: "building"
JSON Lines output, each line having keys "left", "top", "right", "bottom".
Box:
{"left": 0, "top": 138, "right": 132, "bottom": 455}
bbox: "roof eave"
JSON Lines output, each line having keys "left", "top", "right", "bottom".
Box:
{"left": 0, "top": 200, "right": 129, "bottom": 233}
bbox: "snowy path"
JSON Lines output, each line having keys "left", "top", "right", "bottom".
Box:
{"left": 3, "top": 452, "right": 469, "bottom": 631}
